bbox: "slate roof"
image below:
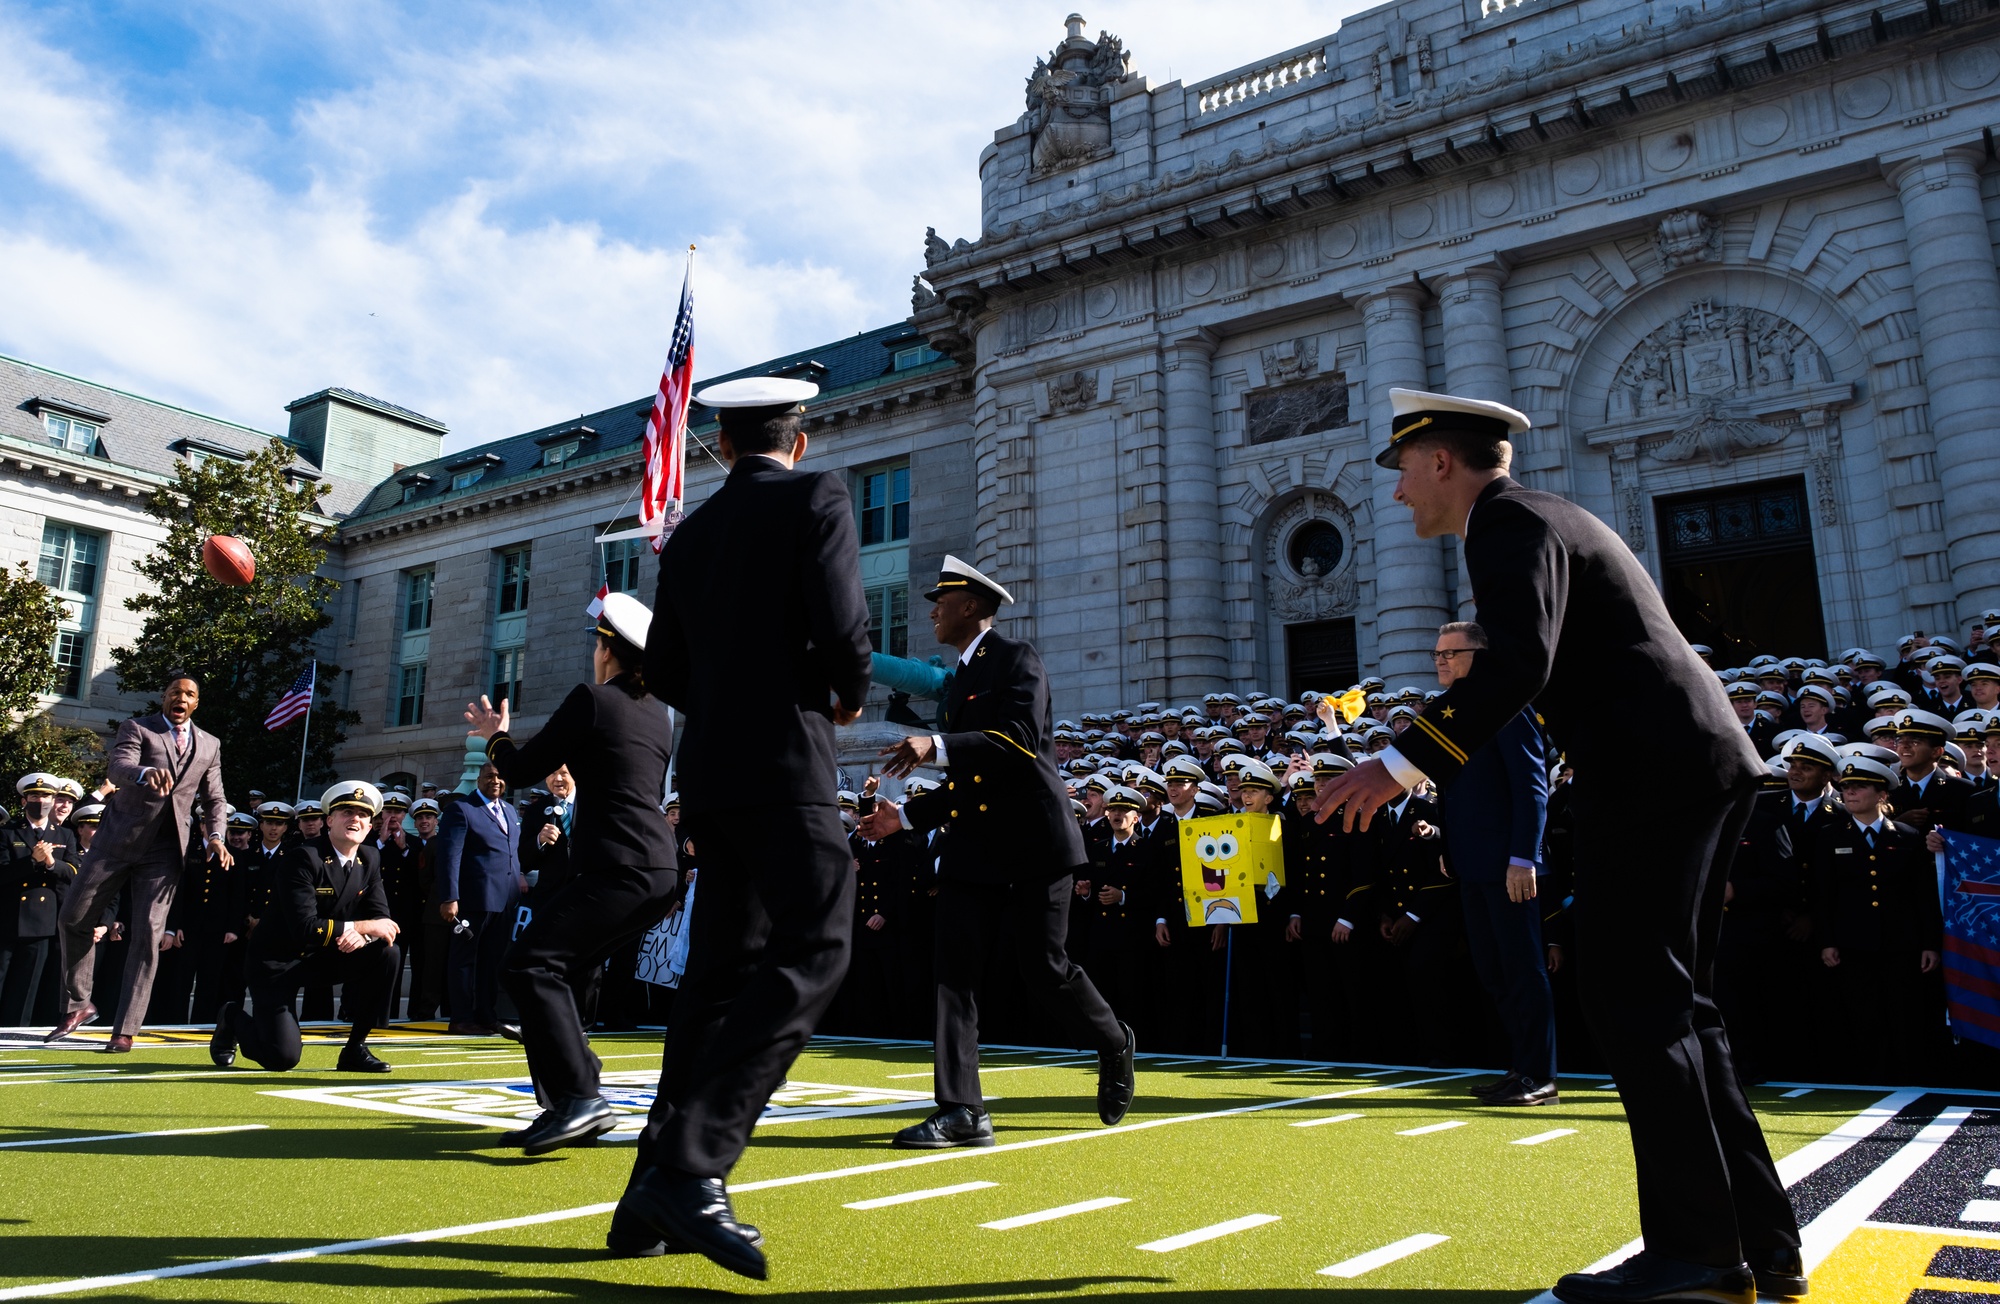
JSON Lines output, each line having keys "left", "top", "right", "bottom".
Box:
{"left": 345, "top": 321, "right": 950, "bottom": 522}
{"left": 285, "top": 387, "right": 448, "bottom": 433}
{"left": 0, "top": 353, "right": 374, "bottom": 517}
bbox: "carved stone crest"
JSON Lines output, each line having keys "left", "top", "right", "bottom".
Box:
{"left": 1024, "top": 15, "right": 1134, "bottom": 175}
{"left": 1650, "top": 402, "right": 1789, "bottom": 467}
{"left": 1034, "top": 368, "right": 1101, "bottom": 416}
{"left": 1605, "top": 300, "right": 1832, "bottom": 423}
{"left": 1656, "top": 210, "right": 1719, "bottom": 269}
{"left": 1264, "top": 493, "right": 1358, "bottom": 623}
{"left": 1259, "top": 337, "right": 1320, "bottom": 386}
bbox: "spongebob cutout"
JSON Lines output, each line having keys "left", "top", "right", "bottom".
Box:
{"left": 1177, "top": 812, "right": 1285, "bottom": 926}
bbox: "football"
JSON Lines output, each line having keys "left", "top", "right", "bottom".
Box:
{"left": 201, "top": 534, "right": 256, "bottom": 586}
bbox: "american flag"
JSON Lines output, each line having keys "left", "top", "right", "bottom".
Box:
{"left": 263, "top": 663, "right": 316, "bottom": 730}
{"left": 641, "top": 249, "right": 695, "bottom": 553}
{"left": 586, "top": 583, "right": 609, "bottom": 620}
{"left": 1940, "top": 828, "right": 2000, "bottom": 1049}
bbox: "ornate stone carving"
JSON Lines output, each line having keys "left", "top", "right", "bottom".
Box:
{"left": 1036, "top": 368, "right": 1101, "bottom": 416}
{"left": 1606, "top": 443, "right": 1648, "bottom": 552}
{"left": 1259, "top": 337, "right": 1319, "bottom": 385}
{"left": 1245, "top": 375, "right": 1350, "bottom": 446}
{"left": 1650, "top": 402, "right": 1789, "bottom": 467}
{"left": 1803, "top": 408, "right": 1842, "bottom": 526}
{"left": 924, "top": 226, "right": 950, "bottom": 267}
{"left": 911, "top": 275, "right": 938, "bottom": 311}
{"left": 1655, "top": 210, "right": 1719, "bottom": 269}
{"left": 1264, "top": 493, "right": 1359, "bottom": 622}
{"left": 1024, "top": 15, "right": 1133, "bottom": 175}
{"left": 1605, "top": 300, "right": 1832, "bottom": 422}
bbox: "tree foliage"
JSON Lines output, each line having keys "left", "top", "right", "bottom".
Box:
{"left": 0, "top": 712, "right": 106, "bottom": 792}
{"left": 110, "top": 440, "right": 358, "bottom": 801}
{"left": 0, "top": 561, "right": 65, "bottom": 716}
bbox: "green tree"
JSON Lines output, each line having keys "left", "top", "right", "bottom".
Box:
{"left": 0, "top": 712, "right": 106, "bottom": 792}
{"left": 110, "top": 439, "right": 359, "bottom": 801}
{"left": 0, "top": 560, "right": 65, "bottom": 716}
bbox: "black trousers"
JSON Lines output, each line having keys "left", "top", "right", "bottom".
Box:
{"left": 185, "top": 932, "right": 242, "bottom": 1026}
{"left": 408, "top": 919, "right": 453, "bottom": 1021}
{"left": 632, "top": 803, "right": 853, "bottom": 1180}
{"left": 933, "top": 872, "right": 1126, "bottom": 1110}
{"left": 1461, "top": 879, "right": 1557, "bottom": 1082}
{"left": 0, "top": 937, "right": 51, "bottom": 1026}
{"left": 448, "top": 909, "right": 512, "bottom": 1026}
{"left": 502, "top": 864, "right": 677, "bottom": 1102}
{"left": 1572, "top": 778, "right": 1798, "bottom": 1267}
{"left": 237, "top": 940, "right": 399, "bottom": 1071}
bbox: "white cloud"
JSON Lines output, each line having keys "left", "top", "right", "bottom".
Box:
{"left": 0, "top": 0, "right": 1375, "bottom": 452}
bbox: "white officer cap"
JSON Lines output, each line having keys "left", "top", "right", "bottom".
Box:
{"left": 1955, "top": 710, "right": 1993, "bottom": 740}
{"left": 1894, "top": 708, "right": 1955, "bottom": 741}
{"left": 1866, "top": 683, "right": 1913, "bottom": 706}
{"left": 254, "top": 801, "right": 295, "bottom": 820}
{"left": 1161, "top": 756, "right": 1207, "bottom": 782}
{"left": 1945, "top": 741, "right": 1969, "bottom": 769}
{"left": 1964, "top": 662, "right": 2000, "bottom": 684}
{"left": 1837, "top": 741, "right": 1901, "bottom": 767}
{"left": 594, "top": 590, "right": 654, "bottom": 652}
{"left": 1235, "top": 759, "right": 1281, "bottom": 792}
{"left": 1930, "top": 654, "right": 1967, "bottom": 674}
{"left": 14, "top": 772, "right": 61, "bottom": 797}
{"left": 410, "top": 797, "right": 441, "bottom": 815}
{"left": 1780, "top": 735, "right": 1840, "bottom": 770}
{"left": 1836, "top": 756, "right": 1896, "bottom": 787}
{"left": 1193, "top": 792, "right": 1227, "bottom": 813}
{"left": 1104, "top": 784, "right": 1144, "bottom": 811}
{"left": 293, "top": 799, "right": 325, "bottom": 817}
{"left": 56, "top": 777, "right": 83, "bottom": 798}
{"left": 1377, "top": 388, "right": 1531, "bottom": 469}
{"left": 1798, "top": 685, "right": 1837, "bottom": 710}
{"left": 836, "top": 790, "right": 858, "bottom": 810}
{"left": 924, "top": 554, "right": 1014, "bottom": 606}
{"left": 905, "top": 776, "right": 939, "bottom": 795}
{"left": 1310, "top": 751, "right": 1355, "bottom": 778}
{"left": 226, "top": 809, "right": 257, "bottom": 829}
{"left": 322, "top": 781, "right": 384, "bottom": 816}
{"left": 692, "top": 376, "right": 818, "bottom": 409}
{"left": 1980, "top": 608, "right": 2000, "bottom": 625}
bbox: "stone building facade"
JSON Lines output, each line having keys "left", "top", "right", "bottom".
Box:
{"left": 18, "top": 0, "right": 2000, "bottom": 790}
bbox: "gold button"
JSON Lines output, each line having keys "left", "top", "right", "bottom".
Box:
{"left": 980, "top": 804, "right": 988, "bottom": 812}
{"left": 1872, "top": 901, "right": 1881, "bottom": 908}
{"left": 947, "top": 782, "right": 956, "bottom": 790}
{"left": 974, "top": 775, "right": 982, "bottom": 783}
{"left": 950, "top": 810, "right": 959, "bottom": 819}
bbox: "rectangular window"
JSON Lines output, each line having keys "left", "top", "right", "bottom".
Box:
{"left": 858, "top": 464, "right": 911, "bottom": 546}
{"left": 42, "top": 413, "right": 98, "bottom": 454}
{"left": 401, "top": 484, "right": 421, "bottom": 503}
{"left": 451, "top": 467, "right": 485, "bottom": 490}
{"left": 491, "top": 647, "right": 525, "bottom": 709}
{"left": 404, "top": 568, "right": 434, "bottom": 633}
{"left": 543, "top": 440, "right": 580, "bottom": 467}
{"left": 893, "top": 345, "right": 940, "bottom": 371}
{"left": 37, "top": 522, "right": 104, "bottom": 701}
{"left": 497, "top": 547, "right": 531, "bottom": 614}
{"left": 602, "top": 536, "right": 645, "bottom": 595}
{"left": 396, "top": 663, "right": 427, "bottom": 727}
{"left": 865, "top": 585, "right": 909, "bottom": 659}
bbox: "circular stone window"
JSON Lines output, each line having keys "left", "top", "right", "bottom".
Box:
{"left": 1287, "top": 520, "right": 1345, "bottom": 578}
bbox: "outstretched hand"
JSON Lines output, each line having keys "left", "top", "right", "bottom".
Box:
{"left": 464, "top": 695, "right": 510, "bottom": 740}
{"left": 878, "top": 734, "right": 936, "bottom": 779}
{"left": 1310, "top": 757, "right": 1405, "bottom": 830}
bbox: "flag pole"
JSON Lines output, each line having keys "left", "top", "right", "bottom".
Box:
{"left": 293, "top": 661, "right": 316, "bottom": 804}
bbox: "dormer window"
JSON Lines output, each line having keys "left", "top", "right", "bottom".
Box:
{"left": 893, "top": 345, "right": 941, "bottom": 371}
{"left": 43, "top": 413, "right": 98, "bottom": 454}
{"left": 452, "top": 467, "right": 486, "bottom": 491}
{"left": 534, "top": 423, "right": 595, "bottom": 469}
{"left": 543, "top": 440, "right": 580, "bottom": 467}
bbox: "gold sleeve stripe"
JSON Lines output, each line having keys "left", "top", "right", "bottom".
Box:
{"left": 981, "top": 729, "right": 1039, "bottom": 760}
{"left": 1412, "top": 715, "right": 1468, "bottom": 765}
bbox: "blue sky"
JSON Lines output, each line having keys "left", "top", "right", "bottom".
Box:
{"left": 0, "top": 1, "right": 1374, "bottom": 451}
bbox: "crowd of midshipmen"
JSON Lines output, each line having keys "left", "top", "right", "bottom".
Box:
{"left": 825, "top": 619, "right": 2000, "bottom": 1087}
{"left": 7, "top": 618, "right": 1996, "bottom": 1084}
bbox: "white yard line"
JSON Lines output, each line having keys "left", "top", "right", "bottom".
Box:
{"left": 1796, "top": 1105, "right": 1973, "bottom": 1271}
{"left": 1396, "top": 1120, "right": 1468, "bottom": 1137}
{"left": 1138, "top": 1213, "right": 1280, "bottom": 1252}
{"left": 1986, "top": 1168, "right": 2000, "bottom": 1187}
{"left": 1511, "top": 1129, "right": 1578, "bottom": 1147}
{"left": 0, "top": 1124, "right": 268, "bottom": 1149}
{"left": 1318, "top": 1232, "right": 1450, "bottom": 1277}
{"left": 1962, "top": 1199, "right": 2000, "bottom": 1222}
{"left": 1863, "top": 1220, "right": 2000, "bottom": 1243}
{"left": 1780, "top": 1087, "right": 1814, "bottom": 1098}
{"left": 1290, "top": 1112, "right": 1363, "bottom": 1129}
{"left": 843, "top": 1181, "right": 997, "bottom": 1210}
{"left": 981, "top": 1196, "right": 1128, "bottom": 1230}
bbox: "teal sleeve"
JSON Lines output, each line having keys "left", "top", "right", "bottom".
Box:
{"left": 870, "top": 652, "right": 950, "bottom": 697}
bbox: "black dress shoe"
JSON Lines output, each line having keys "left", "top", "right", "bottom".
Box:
{"left": 210, "top": 1005, "right": 237, "bottom": 1069}
{"left": 619, "top": 1168, "right": 766, "bottom": 1280}
{"left": 517, "top": 1095, "right": 617, "bottom": 1156}
{"left": 495, "top": 1021, "right": 523, "bottom": 1042}
{"left": 1489, "top": 1077, "right": 1559, "bottom": 1107}
{"left": 499, "top": 1112, "right": 545, "bottom": 1145}
{"left": 337, "top": 1045, "right": 392, "bottom": 1073}
{"left": 1553, "top": 1251, "right": 1756, "bottom": 1304}
{"left": 606, "top": 1200, "right": 763, "bottom": 1257}
{"left": 1472, "top": 1073, "right": 1522, "bottom": 1100}
{"left": 892, "top": 1106, "right": 995, "bottom": 1149}
{"left": 1098, "top": 1021, "right": 1136, "bottom": 1125}
{"left": 1746, "top": 1247, "right": 1806, "bottom": 1298}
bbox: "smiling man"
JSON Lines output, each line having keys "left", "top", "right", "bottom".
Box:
{"left": 1310, "top": 389, "right": 1797, "bottom": 1304}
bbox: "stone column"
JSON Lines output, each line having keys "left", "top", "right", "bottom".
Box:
{"left": 1362, "top": 284, "right": 1450, "bottom": 681}
{"left": 1888, "top": 145, "right": 2000, "bottom": 619}
{"left": 1162, "top": 331, "right": 1228, "bottom": 696}
{"left": 1439, "top": 263, "right": 1511, "bottom": 403}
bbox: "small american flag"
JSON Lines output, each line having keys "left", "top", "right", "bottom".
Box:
{"left": 264, "top": 663, "right": 316, "bottom": 730}
{"left": 586, "top": 583, "right": 609, "bottom": 620}
{"left": 641, "top": 248, "right": 695, "bottom": 553}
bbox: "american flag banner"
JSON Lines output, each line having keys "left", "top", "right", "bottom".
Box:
{"left": 586, "top": 583, "right": 609, "bottom": 620}
{"left": 641, "top": 246, "right": 696, "bottom": 553}
{"left": 264, "top": 662, "right": 316, "bottom": 730}
{"left": 1939, "top": 828, "right": 2000, "bottom": 1049}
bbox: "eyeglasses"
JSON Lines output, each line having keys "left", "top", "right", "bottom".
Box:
{"left": 1431, "top": 648, "right": 1475, "bottom": 664}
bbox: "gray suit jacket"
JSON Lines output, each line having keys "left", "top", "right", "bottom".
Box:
{"left": 90, "top": 713, "right": 228, "bottom": 864}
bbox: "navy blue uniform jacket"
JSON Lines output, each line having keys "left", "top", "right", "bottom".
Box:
{"left": 1438, "top": 707, "right": 1549, "bottom": 884}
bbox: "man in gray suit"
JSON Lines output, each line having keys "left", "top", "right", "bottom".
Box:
{"left": 50, "top": 671, "right": 232, "bottom": 1050}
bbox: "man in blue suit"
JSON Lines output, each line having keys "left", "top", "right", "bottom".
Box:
{"left": 435, "top": 761, "right": 522, "bottom": 1035}
{"left": 1432, "top": 620, "right": 1557, "bottom": 1107}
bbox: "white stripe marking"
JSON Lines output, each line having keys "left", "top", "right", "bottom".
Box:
{"left": 885, "top": 1072, "right": 933, "bottom": 1079}
{"left": 0, "top": 1069, "right": 1478, "bottom": 1299}
{"left": 1138, "top": 1213, "right": 1280, "bottom": 1252}
{"left": 981, "top": 1196, "right": 1128, "bottom": 1230}
{"left": 1780, "top": 1087, "right": 1814, "bottom": 1098}
{"left": 1355, "top": 1068, "right": 1401, "bottom": 1077}
{"left": 1985, "top": 1168, "right": 2000, "bottom": 1187}
{"left": 1290, "top": 1112, "right": 1363, "bottom": 1129}
{"left": 1397, "top": 1120, "right": 1468, "bottom": 1137}
{"left": 844, "top": 1181, "right": 997, "bottom": 1210}
{"left": 1798, "top": 1105, "right": 1973, "bottom": 1272}
{"left": 1318, "top": 1232, "right": 1450, "bottom": 1277}
{"left": 1963, "top": 1199, "right": 2000, "bottom": 1223}
{"left": 0, "top": 1124, "right": 268, "bottom": 1149}
{"left": 1864, "top": 1219, "right": 2000, "bottom": 1243}
{"left": 1512, "top": 1129, "right": 1578, "bottom": 1147}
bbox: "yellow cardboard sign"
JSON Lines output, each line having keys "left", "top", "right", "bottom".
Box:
{"left": 1177, "top": 812, "right": 1285, "bottom": 926}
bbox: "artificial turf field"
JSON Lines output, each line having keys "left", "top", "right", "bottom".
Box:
{"left": 1, "top": 1026, "right": 1997, "bottom": 1302}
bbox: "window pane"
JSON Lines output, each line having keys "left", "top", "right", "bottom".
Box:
{"left": 888, "top": 586, "right": 909, "bottom": 659}
{"left": 891, "top": 466, "right": 909, "bottom": 504}
{"left": 397, "top": 663, "right": 427, "bottom": 726}
{"left": 491, "top": 648, "right": 523, "bottom": 708}
{"left": 37, "top": 525, "right": 67, "bottom": 589}
{"left": 405, "top": 570, "right": 433, "bottom": 632}
{"left": 865, "top": 588, "right": 886, "bottom": 653}
{"left": 892, "top": 501, "right": 909, "bottom": 542}
{"left": 498, "top": 549, "right": 530, "bottom": 613}
{"left": 53, "top": 629, "right": 87, "bottom": 698}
